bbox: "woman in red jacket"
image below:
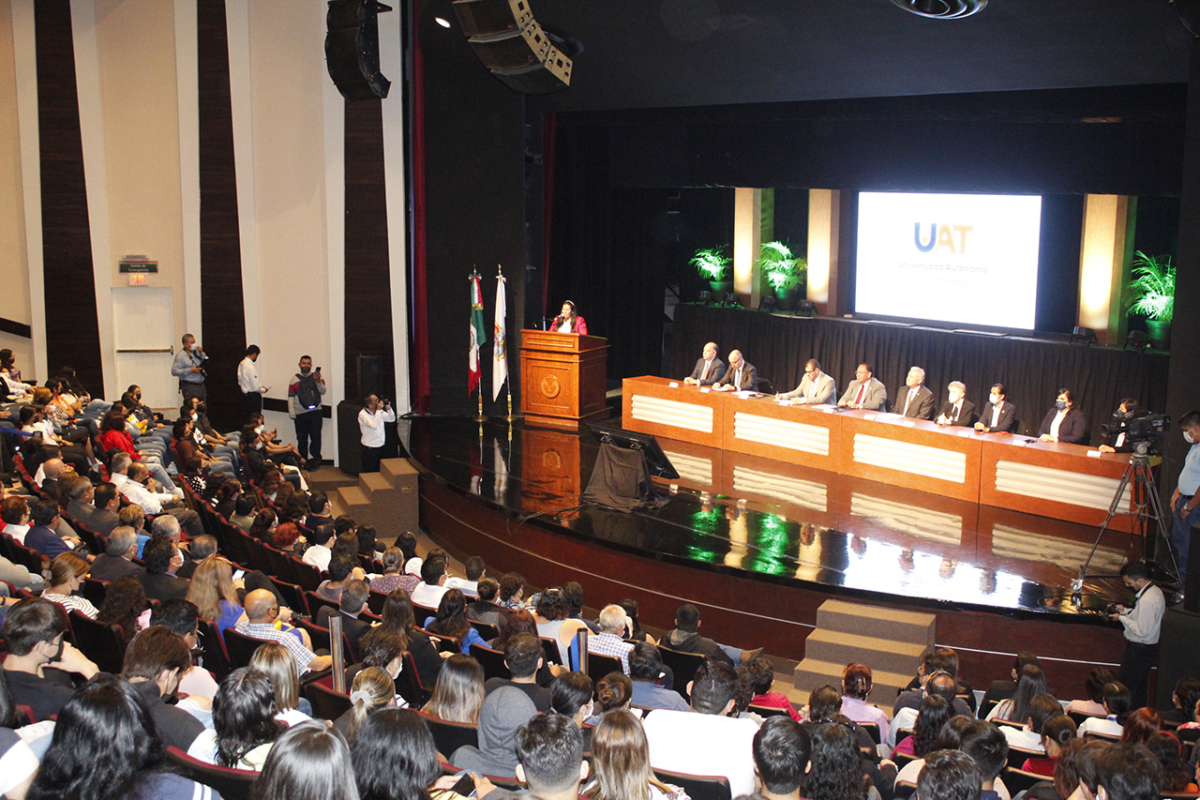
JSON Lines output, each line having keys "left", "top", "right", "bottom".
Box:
{"left": 97, "top": 410, "right": 179, "bottom": 492}
{"left": 549, "top": 300, "right": 588, "bottom": 335}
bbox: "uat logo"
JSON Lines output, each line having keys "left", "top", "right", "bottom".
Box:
{"left": 914, "top": 223, "right": 973, "bottom": 254}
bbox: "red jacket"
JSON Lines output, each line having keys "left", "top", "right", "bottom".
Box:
{"left": 549, "top": 315, "right": 588, "bottom": 335}
{"left": 97, "top": 429, "right": 140, "bottom": 459}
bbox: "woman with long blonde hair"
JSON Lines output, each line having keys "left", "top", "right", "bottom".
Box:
{"left": 422, "top": 653, "right": 485, "bottom": 723}
{"left": 249, "top": 641, "right": 311, "bottom": 726}
{"left": 186, "top": 557, "right": 243, "bottom": 632}
{"left": 334, "top": 666, "right": 395, "bottom": 745}
{"left": 583, "top": 710, "right": 689, "bottom": 800}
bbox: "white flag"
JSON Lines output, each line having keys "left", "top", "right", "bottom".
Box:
{"left": 493, "top": 436, "right": 508, "bottom": 499}
{"left": 493, "top": 274, "right": 508, "bottom": 400}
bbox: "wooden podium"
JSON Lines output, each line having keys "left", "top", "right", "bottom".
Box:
{"left": 519, "top": 330, "right": 610, "bottom": 428}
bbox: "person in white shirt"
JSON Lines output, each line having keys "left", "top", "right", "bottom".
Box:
{"left": 411, "top": 555, "right": 451, "bottom": 610}
{"left": 1, "top": 495, "right": 31, "bottom": 544}
{"left": 1109, "top": 561, "right": 1164, "bottom": 709}
{"left": 302, "top": 524, "right": 335, "bottom": 573}
{"left": 358, "top": 394, "right": 396, "bottom": 474}
{"left": 643, "top": 659, "right": 760, "bottom": 797}
{"left": 998, "top": 694, "right": 1060, "bottom": 755}
{"left": 1077, "top": 682, "right": 1133, "bottom": 739}
{"left": 445, "top": 555, "right": 486, "bottom": 598}
{"left": 237, "top": 345, "right": 269, "bottom": 418}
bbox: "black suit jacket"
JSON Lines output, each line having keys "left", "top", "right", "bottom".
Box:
{"left": 938, "top": 399, "right": 976, "bottom": 426}
{"left": 687, "top": 357, "right": 726, "bottom": 386}
{"left": 1039, "top": 407, "right": 1088, "bottom": 444}
{"left": 139, "top": 571, "right": 191, "bottom": 603}
{"left": 89, "top": 508, "right": 121, "bottom": 536}
{"left": 715, "top": 361, "right": 758, "bottom": 391}
{"left": 89, "top": 554, "right": 144, "bottom": 582}
{"left": 895, "top": 385, "right": 935, "bottom": 419}
{"left": 316, "top": 606, "right": 373, "bottom": 654}
{"left": 977, "top": 401, "right": 1017, "bottom": 433}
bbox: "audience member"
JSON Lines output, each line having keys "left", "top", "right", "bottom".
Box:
{"left": 895, "top": 694, "right": 953, "bottom": 758}
{"left": 752, "top": 716, "right": 811, "bottom": 800}
{"left": 302, "top": 523, "right": 335, "bottom": 571}
{"left": 643, "top": 658, "right": 761, "bottom": 796}
{"left": 1, "top": 598, "right": 100, "bottom": 719}
{"left": 987, "top": 663, "right": 1048, "bottom": 723}
{"left": 509, "top": 714, "right": 589, "bottom": 800}
{"left": 446, "top": 554, "right": 487, "bottom": 597}
{"left": 550, "top": 671, "right": 595, "bottom": 733}
{"left": 236, "top": 589, "right": 332, "bottom": 674}
{"left": 959, "top": 719, "right": 1010, "bottom": 800}
{"left": 333, "top": 666, "right": 395, "bottom": 744}
{"left": 138, "top": 535, "right": 190, "bottom": 602}
{"left": 424, "top": 653, "right": 486, "bottom": 723}
{"left": 805, "top": 719, "right": 875, "bottom": 800}
{"left": 425, "top": 587, "right": 487, "bottom": 654}
{"left": 187, "top": 555, "right": 245, "bottom": 633}
{"left": 95, "top": 574, "right": 150, "bottom": 640}
{"left": 121, "top": 625, "right": 207, "bottom": 751}
{"left": 534, "top": 587, "right": 590, "bottom": 665}
{"left": 589, "top": 672, "right": 634, "bottom": 724}
{"left": 249, "top": 641, "right": 312, "bottom": 727}
{"left": 498, "top": 571, "right": 526, "bottom": 609}
{"left": 892, "top": 670, "right": 966, "bottom": 747}
{"left": 89, "top": 525, "right": 143, "bottom": 581}
{"left": 1095, "top": 742, "right": 1163, "bottom": 800}
{"left": 353, "top": 707, "right": 495, "bottom": 800}
{"left": 1065, "top": 667, "right": 1113, "bottom": 719}
{"left": 1161, "top": 677, "right": 1200, "bottom": 725}
{"left": 317, "top": 577, "right": 374, "bottom": 654}
{"left": 316, "top": 554, "right": 360, "bottom": 603}
{"left": 588, "top": 604, "right": 635, "bottom": 674}
{"left": 917, "top": 750, "right": 982, "bottom": 800}
{"left": 369, "top": 546, "right": 408, "bottom": 594}
{"left": 188, "top": 667, "right": 284, "bottom": 769}
{"left": 1144, "top": 732, "right": 1195, "bottom": 793}
{"left": 896, "top": 650, "right": 972, "bottom": 720}
{"left": 663, "top": 603, "right": 761, "bottom": 667}
{"left": 42, "top": 551, "right": 98, "bottom": 618}
{"left": 485, "top": 632, "right": 553, "bottom": 712}
{"left": 1120, "top": 708, "right": 1160, "bottom": 745}
{"left": 25, "top": 498, "right": 81, "bottom": 559}
{"left": 1022, "top": 713, "right": 1078, "bottom": 777}
{"left": 467, "top": 576, "right": 511, "bottom": 627}
{"left": 378, "top": 588, "right": 442, "bottom": 689}
{"left": 1001, "top": 693, "right": 1061, "bottom": 753}
{"left": 411, "top": 555, "right": 451, "bottom": 609}
{"left": 253, "top": 720, "right": 359, "bottom": 800}
{"left": 584, "top": 709, "right": 689, "bottom": 800}
{"left": 619, "top": 598, "right": 656, "bottom": 644}
{"left": 745, "top": 656, "right": 800, "bottom": 721}
{"left": 451, "top": 685, "right": 540, "bottom": 778}
{"left": 1078, "top": 682, "right": 1133, "bottom": 738}
{"left": 629, "top": 641, "right": 689, "bottom": 711}
{"left": 26, "top": 674, "right": 218, "bottom": 800}
{"left": 563, "top": 581, "right": 599, "bottom": 632}
{"left": 150, "top": 598, "right": 220, "bottom": 697}
{"left": 839, "top": 662, "right": 890, "bottom": 742}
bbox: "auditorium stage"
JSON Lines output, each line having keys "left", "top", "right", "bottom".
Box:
{"left": 403, "top": 415, "right": 1136, "bottom": 685}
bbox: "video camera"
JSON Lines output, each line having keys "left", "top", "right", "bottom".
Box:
{"left": 1101, "top": 410, "right": 1170, "bottom": 456}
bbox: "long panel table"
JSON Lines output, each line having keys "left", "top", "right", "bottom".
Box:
{"left": 623, "top": 376, "right": 1135, "bottom": 531}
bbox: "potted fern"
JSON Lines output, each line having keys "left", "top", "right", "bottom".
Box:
{"left": 758, "top": 241, "right": 806, "bottom": 310}
{"left": 1128, "top": 251, "right": 1174, "bottom": 349}
{"left": 691, "top": 246, "right": 732, "bottom": 295}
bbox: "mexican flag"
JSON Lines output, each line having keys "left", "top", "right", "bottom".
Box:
{"left": 469, "top": 274, "right": 486, "bottom": 395}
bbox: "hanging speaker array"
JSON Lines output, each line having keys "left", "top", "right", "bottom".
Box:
{"left": 326, "top": 0, "right": 394, "bottom": 101}
{"left": 451, "top": 0, "right": 572, "bottom": 94}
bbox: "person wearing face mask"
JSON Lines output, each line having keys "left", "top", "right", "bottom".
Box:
{"left": 249, "top": 412, "right": 304, "bottom": 468}
{"left": 936, "top": 381, "right": 976, "bottom": 427}
{"left": 181, "top": 398, "right": 241, "bottom": 477}
{"left": 171, "top": 333, "right": 209, "bottom": 405}
{"left": 1170, "top": 410, "right": 1200, "bottom": 582}
{"left": 288, "top": 355, "right": 326, "bottom": 471}
{"left": 358, "top": 394, "right": 396, "bottom": 473}
{"left": 1, "top": 597, "right": 101, "bottom": 720}
{"left": 1098, "top": 398, "right": 1141, "bottom": 453}
{"left": 975, "top": 383, "right": 1017, "bottom": 433}
{"left": 237, "top": 344, "right": 270, "bottom": 418}
{"left": 1038, "top": 388, "right": 1087, "bottom": 444}
{"left": 122, "top": 626, "right": 209, "bottom": 752}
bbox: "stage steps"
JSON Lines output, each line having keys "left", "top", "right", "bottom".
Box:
{"left": 791, "top": 599, "right": 936, "bottom": 709}
{"left": 318, "top": 458, "right": 420, "bottom": 543}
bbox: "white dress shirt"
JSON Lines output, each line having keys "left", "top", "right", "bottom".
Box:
{"left": 991, "top": 404, "right": 1003, "bottom": 428}
{"left": 237, "top": 356, "right": 265, "bottom": 394}
{"left": 111, "top": 472, "right": 177, "bottom": 515}
{"left": 302, "top": 544, "right": 332, "bottom": 572}
{"left": 358, "top": 407, "right": 396, "bottom": 448}
{"left": 1118, "top": 582, "right": 1164, "bottom": 645}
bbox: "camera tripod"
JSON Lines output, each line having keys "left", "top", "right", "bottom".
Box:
{"left": 1075, "top": 451, "right": 1180, "bottom": 592}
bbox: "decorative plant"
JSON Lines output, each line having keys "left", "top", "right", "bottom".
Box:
{"left": 690, "top": 246, "right": 731, "bottom": 281}
{"left": 757, "top": 241, "right": 806, "bottom": 293}
{"left": 1128, "top": 251, "right": 1175, "bottom": 324}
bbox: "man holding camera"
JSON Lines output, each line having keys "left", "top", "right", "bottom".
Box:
{"left": 1098, "top": 398, "right": 1140, "bottom": 453}
{"left": 358, "top": 394, "right": 395, "bottom": 473}
{"left": 1170, "top": 411, "right": 1200, "bottom": 582}
{"left": 288, "top": 355, "right": 326, "bottom": 471}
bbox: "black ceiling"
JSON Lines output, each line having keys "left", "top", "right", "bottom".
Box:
{"left": 419, "top": 0, "right": 1196, "bottom": 112}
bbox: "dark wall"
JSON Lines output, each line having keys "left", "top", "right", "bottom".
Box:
{"left": 418, "top": 2, "right": 525, "bottom": 416}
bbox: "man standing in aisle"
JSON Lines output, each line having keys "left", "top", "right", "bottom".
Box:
{"left": 1109, "top": 560, "right": 1164, "bottom": 710}
{"left": 358, "top": 394, "right": 395, "bottom": 473}
{"left": 1171, "top": 411, "right": 1200, "bottom": 583}
{"left": 171, "top": 333, "right": 208, "bottom": 405}
{"left": 237, "top": 345, "right": 269, "bottom": 418}
{"left": 289, "top": 356, "right": 326, "bottom": 471}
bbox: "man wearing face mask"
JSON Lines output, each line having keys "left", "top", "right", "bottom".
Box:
{"left": 936, "top": 381, "right": 976, "bottom": 427}
{"left": 171, "top": 333, "right": 209, "bottom": 405}
{"left": 288, "top": 355, "right": 326, "bottom": 471}
{"left": 358, "top": 394, "right": 396, "bottom": 473}
{"left": 975, "top": 383, "right": 1017, "bottom": 434}
{"left": 2, "top": 597, "right": 101, "bottom": 719}
{"left": 1098, "top": 398, "right": 1140, "bottom": 454}
{"left": 1170, "top": 411, "right": 1200, "bottom": 581}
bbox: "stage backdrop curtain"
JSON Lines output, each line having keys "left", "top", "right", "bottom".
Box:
{"left": 671, "top": 305, "right": 1170, "bottom": 444}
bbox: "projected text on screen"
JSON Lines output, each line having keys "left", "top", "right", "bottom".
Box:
{"left": 855, "top": 192, "right": 1043, "bottom": 330}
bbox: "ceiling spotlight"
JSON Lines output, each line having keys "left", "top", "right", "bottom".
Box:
{"left": 434, "top": 16, "right": 451, "bottom": 28}
{"left": 890, "top": 0, "right": 987, "bottom": 18}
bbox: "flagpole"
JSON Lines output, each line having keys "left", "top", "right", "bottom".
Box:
{"left": 470, "top": 267, "right": 488, "bottom": 422}
{"left": 497, "top": 264, "right": 520, "bottom": 422}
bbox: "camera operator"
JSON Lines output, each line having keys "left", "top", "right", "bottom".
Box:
{"left": 1098, "top": 398, "right": 1140, "bottom": 454}
{"left": 171, "top": 333, "right": 208, "bottom": 405}
{"left": 1108, "top": 560, "right": 1164, "bottom": 710}
{"left": 358, "top": 394, "right": 395, "bottom": 473}
{"left": 1170, "top": 411, "right": 1200, "bottom": 582}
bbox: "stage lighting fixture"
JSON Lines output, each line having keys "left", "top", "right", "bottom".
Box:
{"left": 1071, "top": 326, "right": 1097, "bottom": 345}
{"left": 890, "top": 0, "right": 987, "bottom": 18}
{"left": 1127, "top": 329, "right": 1151, "bottom": 351}
{"left": 760, "top": 296, "right": 777, "bottom": 312}
{"left": 796, "top": 299, "right": 817, "bottom": 317}
{"left": 697, "top": 290, "right": 711, "bottom": 304}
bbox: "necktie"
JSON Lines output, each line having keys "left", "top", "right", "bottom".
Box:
{"left": 854, "top": 382, "right": 866, "bottom": 406}
{"left": 953, "top": 403, "right": 961, "bottom": 421}
{"left": 735, "top": 369, "right": 742, "bottom": 388}
{"left": 904, "top": 390, "right": 914, "bottom": 416}
{"left": 700, "top": 361, "right": 710, "bottom": 381}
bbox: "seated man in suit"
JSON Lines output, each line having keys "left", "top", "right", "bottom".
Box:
{"left": 894, "top": 366, "right": 935, "bottom": 420}
{"left": 316, "top": 577, "right": 373, "bottom": 654}
{"left": 138, "top": 535, "right": 190, "bottom": 602}
{"left": 89, "top": 526, "right": 145, "bottom": 582}
{"left": 936, "top": 381, "right": 976, "bottom": 427}
{"left": 975, "top": 383, "right": 1017, "bottom": 433}
{"left": 838, "top": 362, "right": 887, "bottom": 411}
{"left": 779, "top": 359, "right": 836, "bottom": 405}
{"left": 713, "top": 350, "right": 757, "bottom": 393}
{"left": 1098, "top": 398, "right": 1140, "bottom": 454}
{"left": 683, "top": 342, "right": 726, "bottom": 386}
